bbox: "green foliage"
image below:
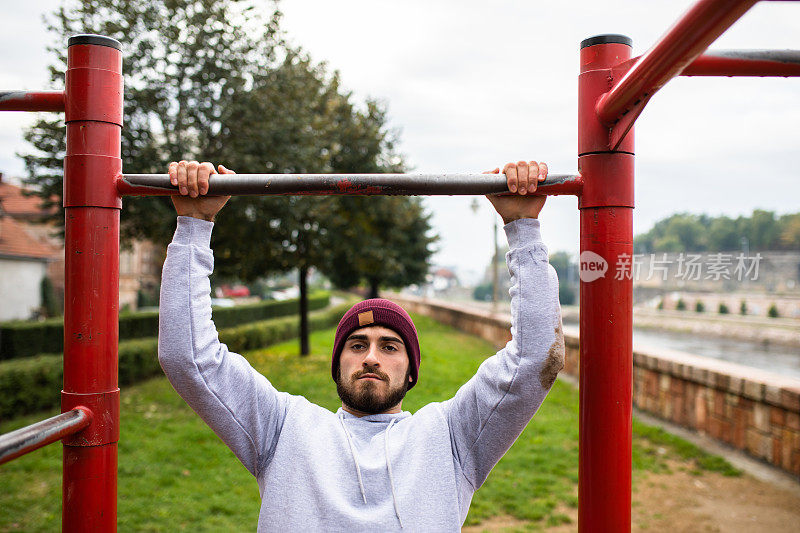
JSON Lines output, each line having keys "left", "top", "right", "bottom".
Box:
{"left": 695, "top": 300, "right": 705, "bottom": 313}
{"left": 322, "top": 197, "right": 437, "bottom": 297}
{"left": 0, "top": 319, "right": 64, "bottom": 362}
{"left": 473, "top": 282, "right": 493, "bottom": 302}
{"left": 136, "top": 285, "right": 159, "bottom": 309}
{"left": 676, "top": 298, "right": 687, "bottom": 311}
{"left": 558, "top": 284, "right": 576, "bottom": 306}
{"left": 767, "top": 304, "right": 780, "bottom": 318}
{"left": 718, "top": 302, "right": 729, "bottom": 314}
{"left": 740, "top": 300, "right": 748, "bottom": 315}
{"left": 634, "top": 209, "right": 800, "bottom": 253}
{"left": 39, "top": 276, "right": 60, "bottom": 318}
{"left": 549, "top": 251, "right": 572, "bottom": 281}
{"left": 0, "top": 355, "right": 64, "bottom": 418}
{"left": 657, "top": 299, "right": 664, "bottom": 310}
{"left": 550, "top": 251, "right": 577, "bottom": 305}
{"left": 211, "top": 291, "right": 329, "bottom": 329}
{"left": 0, "top": 301, "right": 344, "bottom": 418}
{"left": 0, "top": 293, "right": 329, "bottom": 361}
{"left": 219, "top": 302, "right": 349, "bottom": 354}
{"left": 22, "top": 0, "right": 284, "bottom": 245}
{"left": 24, "top": 0, "right": 437, "bottom": 353}
{"left": 632, "top": 420, "right": 741, "bottom": 477}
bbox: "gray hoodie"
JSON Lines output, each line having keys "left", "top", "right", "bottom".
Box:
{"left": 158, "top": 216, "right": 564, "bottom": 532}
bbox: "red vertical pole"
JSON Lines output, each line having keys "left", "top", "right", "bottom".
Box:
{"left": 577, "top": 35, "right": 634, "bottom": 532}
{"left": 62, "top": 34, "right": 123, "bottom": 532}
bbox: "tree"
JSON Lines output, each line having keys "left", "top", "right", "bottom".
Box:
{"left": 747, "top": 209, "right": 779, "bottom": 250}
{"left": 24, "top": 0, "right": 438, "bottom": 356}
{"left": 779, "top": 213, "right": 800, "bottom": 250}
{"left": 208, "top": 50, "right": 428, "bottom": 354}
{"left": 22, "top": 0, "right": 282, "bottom": 244}
{"left": 707, "top": 216, "right": 740, "bottom": 251}
{"left": 635, "top": 209, "right": 800, "bottom": 252}
{"left": 323, "top": 196, "right": 437, "bottom": 298}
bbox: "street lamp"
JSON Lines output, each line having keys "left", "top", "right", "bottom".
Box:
{"left": 471, "top": 198, "right": 500, "bottom": 312}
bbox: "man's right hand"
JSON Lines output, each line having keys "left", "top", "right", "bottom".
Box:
{"left": 169, "top": 160, "right": 233, "bottom": 222}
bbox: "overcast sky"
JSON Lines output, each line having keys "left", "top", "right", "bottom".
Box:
{"left": 1, "top": 1, "right": 798, "bottom": 284}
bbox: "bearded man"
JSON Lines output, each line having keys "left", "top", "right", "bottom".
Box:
{"left": 158, "top": 159, "right": 565, "bottom": 532}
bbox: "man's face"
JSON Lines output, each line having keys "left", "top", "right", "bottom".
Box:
{"left": 336, "top": 325, "right": 412, "bottom": 416}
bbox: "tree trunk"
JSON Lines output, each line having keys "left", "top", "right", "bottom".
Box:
{"left": 299, "top": 266, "right": 310, "bottom": 356}
{"left": 369, "top": 280, "right": 379, "bottom": 299}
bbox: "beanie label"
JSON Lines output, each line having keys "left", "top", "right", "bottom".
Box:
{"left": 358, "top": 310, "right": 374, "bottom": 326}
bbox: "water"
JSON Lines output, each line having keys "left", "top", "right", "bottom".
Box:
{"left": 563, "top": 319, "right": 800, "bottom": 379}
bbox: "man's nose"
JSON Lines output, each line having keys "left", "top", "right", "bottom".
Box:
{"left": 362, "top": 344, "right": 380, "bottom": 366}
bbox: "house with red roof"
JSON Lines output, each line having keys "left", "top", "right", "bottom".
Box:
{"left": 0, "top": 175, "right": 61, "bottom": 320}
{"left": 0, "top": 173, "right": 164, "bottom": 320}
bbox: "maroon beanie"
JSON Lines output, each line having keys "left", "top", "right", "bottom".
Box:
{"left": 331, "top": 298, "right": 421, "bottom": 390}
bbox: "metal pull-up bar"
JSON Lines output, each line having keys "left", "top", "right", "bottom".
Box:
{"left": 0, "top": 408, "right": 91, "bottom": 465}
{"left": 1, "top": 0, "right": 798, "bottom": 531}
{"left": 117, "top": 172, "right": 583, "bottom": 197}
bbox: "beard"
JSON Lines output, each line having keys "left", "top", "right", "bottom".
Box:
{"left": 336, "top": 366, "right": 411, "bottom": 415}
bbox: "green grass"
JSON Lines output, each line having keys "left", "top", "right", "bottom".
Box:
{"left": 0, "top": 314, "right": 739, "bottom": 531}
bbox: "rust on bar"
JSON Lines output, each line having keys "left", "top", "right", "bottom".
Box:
{"left": 0, "top": 408, "right": 92, "bottom": 465}
{"left": 116, "top": 173, "right": 583, "bottom": 197}
{"left": 0, "top": 91, "right": 66, "bottom": 112}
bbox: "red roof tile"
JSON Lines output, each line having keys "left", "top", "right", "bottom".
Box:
{"left": 0, "top": 216, "right": 59, "bottom": 260}
{"left": 0, "top": 181, "right": 57, "bottom": 218}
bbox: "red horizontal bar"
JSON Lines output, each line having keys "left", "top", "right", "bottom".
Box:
{"left": 0, "top": 408, "right": 92, "bottom": 465}
{"left": 0, "top": 91, "right": 65, "bottom": 112}
{"left": 682, "top": 50, "right": 800, "bottom": 76}
{"left": 596, "top": 0, "right": 758, "bottom": 126}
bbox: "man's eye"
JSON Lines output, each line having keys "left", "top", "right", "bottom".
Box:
{"left": 350, "top": 343, "right": 365, "bottom": 350}
{"left": 384, "top": 345, "right": 398, "bottom": 352}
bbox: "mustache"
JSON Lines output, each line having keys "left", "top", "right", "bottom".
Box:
{"left": 351, "top": 368, "right": 389, "bottom": 382}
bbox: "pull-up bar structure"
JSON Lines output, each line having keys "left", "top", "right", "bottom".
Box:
{"left": 1, "top": 0, "right": 798, "bottom": 530}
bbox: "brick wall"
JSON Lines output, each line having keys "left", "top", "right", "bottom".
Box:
{"left": 623, "top": 347, "right": 800, "bottom": 476}
{"left": 391, "top": 294, "right": 800, "bottom": 477}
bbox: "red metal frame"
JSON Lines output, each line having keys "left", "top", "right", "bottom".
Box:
{"left": 0, "top": 91, "right": 65, "bottom": 112}
{"left": 578, "top": 37, "right": 635, "bottom": 531}
{"left": 597, "top": 0, "right": 759, "bottom": 150}
{"left": 1, "top": 1, "right": 799, "bottom": 529}
{"left": 61, "top": 35, "right": 123, "bottom": 532}
{"left": 0, "top": 408, "right": 92, "bottom": 465}
{"left": 0, "top": 91, "right": 64, "bottom": 112}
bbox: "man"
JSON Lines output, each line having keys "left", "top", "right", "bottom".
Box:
{"left": 158, "top": 160, "right": 565, "bottom": 531}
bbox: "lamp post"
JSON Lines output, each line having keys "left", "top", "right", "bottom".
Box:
{"left": 471, "top": 198, "right": 500, "bottom": 312}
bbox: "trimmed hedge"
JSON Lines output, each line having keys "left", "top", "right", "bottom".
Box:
{"left": 0, "top": 302, "right": 349, "bottom": 419}
{"left": 0, "top": 292, "right": 330, "bottom": 361}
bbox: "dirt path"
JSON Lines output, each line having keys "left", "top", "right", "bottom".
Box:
{"left": 464, "top": 461, "right": 800, "bottom": 532}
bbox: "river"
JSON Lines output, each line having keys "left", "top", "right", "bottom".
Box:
{"left": 563, "top": 318, "right": 800, "bottom": 379}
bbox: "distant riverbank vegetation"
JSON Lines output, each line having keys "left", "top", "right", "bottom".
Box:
{"left": 634, "top": 210, "right": 800, "bottom": 253}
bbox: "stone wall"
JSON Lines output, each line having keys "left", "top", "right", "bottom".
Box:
{"left": 391, "top": 294, "right": 800, "bottom": 477}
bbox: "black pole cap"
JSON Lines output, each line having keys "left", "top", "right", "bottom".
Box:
{"left": 580, "top": 34, "right": 632, "bottom": 49}
{"left": 68, "top": 34, "right": 121, "bottom": 50}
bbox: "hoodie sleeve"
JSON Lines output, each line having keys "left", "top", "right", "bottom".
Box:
{"left": 441, "top": 217, "right": 565, "bottom": 490}
{"left": 158, "top": 216, "right": 290, "bottom": 477}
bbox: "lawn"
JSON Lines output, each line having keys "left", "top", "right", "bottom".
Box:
{"left": 0, "top": 314, "right": 737, "bottom": 531}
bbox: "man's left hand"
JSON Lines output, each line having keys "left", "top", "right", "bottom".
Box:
{"left": 485, "top": 160, "right": 548, "bottom": 224}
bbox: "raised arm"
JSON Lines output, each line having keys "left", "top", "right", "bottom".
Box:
{"left": 158, "top": 161, "right": 290, "bottom": 477}
{"left": 443, "top": 161, "right": 565, "bottom": 490}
